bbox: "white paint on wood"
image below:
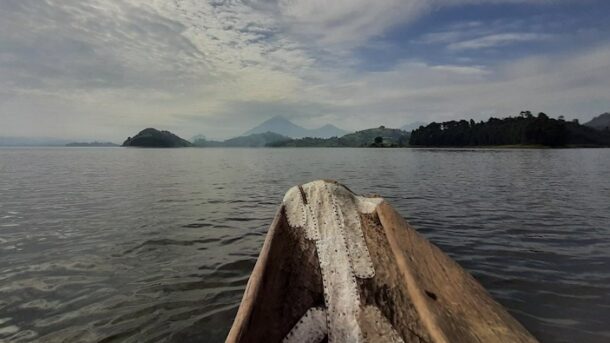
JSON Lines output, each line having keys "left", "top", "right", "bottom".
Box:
{"left": 356, "top": 196, "right": 383, "bottom": 214}
{"left": 331, "top": 188, "right": 376, "bottom": 278}
{"left": 305, "top": 181, "right": 363, "bottom": 342}
{"left": 282, "top": 186, "right": 306, "bottom": 229}
{"left": 282, "top": 181, "right": 399, "bottom": 343}
{"left": 283, "top": 307, "right": 328, "bottom": 343}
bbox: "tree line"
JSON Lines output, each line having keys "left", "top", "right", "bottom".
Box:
{"left": 409, "top": 111, "right": 610, "bottom": 147}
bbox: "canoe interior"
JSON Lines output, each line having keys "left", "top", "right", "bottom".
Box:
{"left": 230, "top": 209, "right": 325, "bottom": 342}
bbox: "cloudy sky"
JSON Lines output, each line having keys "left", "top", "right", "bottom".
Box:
{"left": 1, "top": 0, "right": 609, "bottom": 141}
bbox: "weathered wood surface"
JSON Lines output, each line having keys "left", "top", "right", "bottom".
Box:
{"left": 226, "top": 180, "right": 538, "bottom": 343}
{"left": 376, "top": 202, "right": 537, "bottom": 343}
{"left": 225, "top": 208, "right": 324, "bottom": 343}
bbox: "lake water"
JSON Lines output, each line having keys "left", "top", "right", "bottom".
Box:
{"left": 0, "top": 147, "right": 609, "bottom": 342}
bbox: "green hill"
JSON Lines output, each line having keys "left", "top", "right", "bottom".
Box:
{"left": 122, "top": 128, "right": 192, "bottom": 147}
{"left": 269, "top": 127, "right": 410, "bottom": 147}
{"left": 193, "top": 132, "right": 290, "bottom": 147}
{"left": 339, "top": 127, "right": 409, "bottom": 147}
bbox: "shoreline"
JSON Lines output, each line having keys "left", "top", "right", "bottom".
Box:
{"left": 2, "top": 144, "right": 609, "bottom": 149}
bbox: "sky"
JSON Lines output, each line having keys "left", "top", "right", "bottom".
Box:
{"left": 1, "top": 0, "right": 610, "bottom": 141}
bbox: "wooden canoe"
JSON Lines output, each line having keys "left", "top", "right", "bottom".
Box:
{"left": 226, "top": 180, "right": 538, "bottom": 343}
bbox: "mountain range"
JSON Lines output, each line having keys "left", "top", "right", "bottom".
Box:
{"left": 243, "top": 116, "right": 348, "bottom": 138}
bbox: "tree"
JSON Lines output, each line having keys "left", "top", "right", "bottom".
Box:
{"left": 520, "top": 111, "right": 533, "bottom": 118}
{"left": 374, "top": 136, "right": 383, "bottom": 144}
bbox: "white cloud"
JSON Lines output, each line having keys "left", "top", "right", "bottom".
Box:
{"left": 277, "top": 0, "right": 427, "bottom": 45}
{"left": 430, "top": 65, "right": 490, "bottom": 75}
{"left": 276, "top": 0, "right": 554, "bottom": 46}
{"left": 448, "top": 33, "right": 553, "bottom": 50}
{"left": 0, "top": 0, "right": 316, "bottom": 139}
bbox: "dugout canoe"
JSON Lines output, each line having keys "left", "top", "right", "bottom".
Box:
{"left": 226, "top": 180, "right": 538, "bottom": 343}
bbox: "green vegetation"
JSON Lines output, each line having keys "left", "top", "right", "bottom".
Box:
{"left": 268, "top": 126, "right": 410, "bottom": 147}
{"left": 409, "top": 111, "right": 610, "bottom": 147}
{"left": 339, "top": 127, "right": 409, "bottom": 147}
{"left": 193, "top": 132, "right": 290, "bottom": 147}
{"left": 122, "top": 128, "right": 192, "bottom": 147}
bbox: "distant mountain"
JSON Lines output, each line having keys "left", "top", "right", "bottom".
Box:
{"left": 122, "top": 128, "right": 192, "bottom": 147}
{"left": 243, "top": 116, "right": 304, "bottom": 137}
{"left": 401, "top": 122, "right": 427, "bottom": 132}
{"left": 309, "top": 124, "right": 348, "bottom": 138}
{"left": 0, "top": 137, "right": 71, "bottom": 146}
{"left": 243, "top": 116, "right": 348, "bottom": 138}
{"left": 66, "top": 141, "right": 118, "bottom": 147}
{"left": 584, "top": 112, "right": 610, "bottom": 130}
{"left": 193, "top": 132, "right": 290, "bottom": 147}
{"left": 191, "top": 134, "right": 207, "bottom": 142}
{"left": 269, "top": 126, "right": 410, "bottom": 147}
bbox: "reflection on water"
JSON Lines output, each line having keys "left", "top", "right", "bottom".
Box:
{"left": 0, "top": 147, "right": 609, "bottom": 342}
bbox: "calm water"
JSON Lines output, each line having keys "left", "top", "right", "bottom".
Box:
{"left": 0, "top": 147, "right": 609, "bottom": 342}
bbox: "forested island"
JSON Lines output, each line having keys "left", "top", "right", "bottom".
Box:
{"left": 122, "top": 128, "right": 192, "bottom": 147}
{"left": 409, "top": 112, "right": 610, "bottom": 147}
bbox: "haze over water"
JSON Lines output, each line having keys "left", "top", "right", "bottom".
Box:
{"left": 0, "top": 147, "right": 609, "bottom": 342}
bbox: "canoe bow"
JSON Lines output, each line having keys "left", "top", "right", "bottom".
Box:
{"left": 226, "top": 180, "right": 538, "bottom": 343}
